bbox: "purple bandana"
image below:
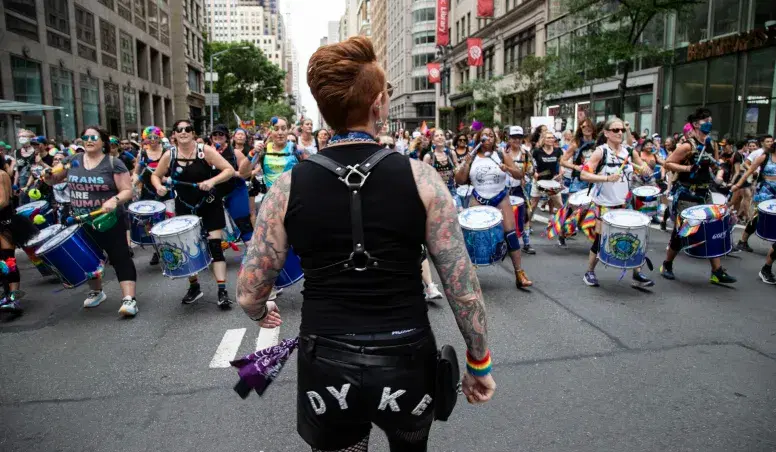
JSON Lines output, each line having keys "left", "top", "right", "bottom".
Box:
{"left": 231, "top": 337, "right": 299, "bottom": 398}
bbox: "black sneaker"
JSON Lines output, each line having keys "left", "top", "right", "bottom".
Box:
{"left": 660, "top": 221, "right": 667, "bottom": 231}
{"left": 660, "top": 261, "right": 675, "bottom": 280}
{"left": 182, "top": 284, "right": 203, "bottom": 304}
{"left": 557, "top": 236, "right": 567, "bottom": 248}
{"left": 759, "top": 266, "right": 776, "bottom": 285}
{"left": 632, "top": 271, "right": 655, "bottom": 288}
{"left": 710, "top": 268, "right": 737, "bottom": 284}
{"left": 522, "top": 245, "right": 536, "bottom": 255}
{"left": 217, "top": 289, "right": 233, "bottom": 310}
{"left": 149, "top": 252, "right": 160, "bottom": 266}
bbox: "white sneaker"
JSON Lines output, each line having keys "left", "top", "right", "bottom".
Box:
{"left": 84, "top": 290, "right": 107, "bottom": 308}
{"left": 118, "top": 296, "right": 138, "bottom": 317}
{"left": 424, "top": 283, "right": 443, "bottom": 300}
{"left": 268, "top": 287, "right": 284, "bottom": 301}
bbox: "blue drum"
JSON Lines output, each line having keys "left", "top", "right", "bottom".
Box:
{"left": 599, "top": 210, "right": 651, "bottom": 269}
{"left": 275, "top": 247, "right": 304, "bottom": 288}
{"left": 756, "top": 199, "right": 776, "bottom": 242}
{"left": 23, "top": 224, "right": 64, "bottom": 277}
{"left": 16, "top": 200, "right": 55, "bottom": 227}
{"left": 680, "top": 204, "right": 733, "bottom": 258}
{"left": 150, "top": 216, "right": 212, "bottom": 278}
{"left": 128, "top": 200, "right": 167, "bottom": 245}
{"left": 456, "top": 185, "right": 473, "bottom": 209}
{"left": 35, "top": 225, "right": 105, "bottom": 288}
{"left": 458, "top": 206, "right": 506, "bottom": 266}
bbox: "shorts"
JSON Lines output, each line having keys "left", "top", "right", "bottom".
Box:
{"left": 297, "top": 330, "right": 438, "bottom": 450}
{"left": 175, "top": 197, "right": 226, "bottom": 232}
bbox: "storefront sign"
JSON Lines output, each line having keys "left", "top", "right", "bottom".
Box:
{"left": 436, "top": 0, "right": 449, "bottom": 46}
{"left": 687, "top": 28, "right": 771, "bottom": 62}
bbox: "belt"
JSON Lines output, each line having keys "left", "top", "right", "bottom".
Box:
{"left": 300, "top": 333, "right": 433, "bottom": 367}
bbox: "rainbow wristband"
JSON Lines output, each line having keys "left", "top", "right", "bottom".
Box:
{"left": 466, "top": 350, "right": 492, "bottom": 376}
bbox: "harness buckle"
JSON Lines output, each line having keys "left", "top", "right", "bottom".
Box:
{"left": 349, "top": 249, "right": 372, "bottom": 271}
{"left": 339, "top": 164, "right": 370, "bottom": 190}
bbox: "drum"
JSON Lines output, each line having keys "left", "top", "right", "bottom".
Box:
{"left": 632, "top": 186, "right": 662, "bottom": 217}
{"left": 23, "top": 224, "right": 64, "bottom": 277}
{"left": 711, "top": 192, "right": 727, "bottom": 205}
{"left": 35, "top": 225, "right": 105, "bottom": 288}
{"left": 755, "top": 199, "right": 776, "bottom": 241}
{"left": 150, "top": 215, "right": 212, "bottom": 278}
{"left": 456, "top": 185, "right": 473, "bottom": 209}
{"left": 127, "top": 200, "right": 167, "bottom": 245}
{"left": 680, "top": 204, "right": 733, "bottom": 258}
{"left": 599, "top": 210, "right": 651, "bottom": 269}
{"left": 509, "top": 196, "right": 526, "bottom": 235}
{"left": 458, "top": 206, "right": 506, "bottom": 266}
{"left": 16, "top": 201, "right": 55, "bottom": 227}
{"left": 568, "top": 191, "right": 592, "bottom": 210}
{"left": 223, "top": 210, "right": 241, "bottom": 244}
{"left": 275, "top": 247, "right": 304, "bottom": 288}
{"left": 537, "top": 180, "right": 561, "bottom": 195}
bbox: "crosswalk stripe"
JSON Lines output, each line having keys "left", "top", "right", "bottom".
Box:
{"left": 256, "top": 326, "right": 280, "bottom": 351}
{"left": 209, "top": 328, "right": 247, "bottom": 368}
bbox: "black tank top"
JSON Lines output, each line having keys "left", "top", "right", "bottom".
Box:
{"left": 171, "top": 145, "right": 218, "bottom": 206}
{"left": 677, "top": 136, "right": 713, "bottom": 185}
{"left": 139, "top": 149, "right": 171, "bottom": 199}
{"left": 285, "top": 143, "right": 429, "bottom": 335}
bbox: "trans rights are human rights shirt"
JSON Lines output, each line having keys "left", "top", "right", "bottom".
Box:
{"left": 66, "top": 153, "right": 129, "bottom": 217}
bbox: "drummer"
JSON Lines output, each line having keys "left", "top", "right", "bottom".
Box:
{"left": 151, "top": 120, "right": 236, "bottom": 309}
{"left": 455, "top": 126, "right": 532, "bottom": 288}
{"left": 505, "top": 126, "right": 535, "bottom": 254}
{"left": 210, "top": 124, "right": 254, "bottom": 243}
{"left": 580, "top": 117, "right": 654, "bottom": 288}
{"left": 530, "top": 130, "right": 565, "bottom": 246}
{"left": 42, "top": 126, "right": 139, "bottom": 317}
{"left": 133, "top": 126, "right": 171, "bottom": 266}
{"left": 560, "top": 118, "right": 596, "bottom": 194}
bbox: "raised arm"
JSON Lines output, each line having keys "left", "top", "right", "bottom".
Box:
{"left": 732, "top": 154, "right": 766, "bottom": 192}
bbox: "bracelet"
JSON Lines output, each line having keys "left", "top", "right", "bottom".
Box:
{"left": 466, "top": 349, "right": 492, "bottom": 376}
{"left": 248, "top": 306, "right": 268, "bottom": 322}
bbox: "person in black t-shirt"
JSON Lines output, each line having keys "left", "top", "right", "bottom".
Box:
{"left": 529, "top": 130, "right": 565, "bottom": 243}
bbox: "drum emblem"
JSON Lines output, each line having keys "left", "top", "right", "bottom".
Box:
{"left": 159, "top": 245, "right": 187, "bottom": 270}
{"left": 607, "top": 232, "right": 641, "bottom": 260}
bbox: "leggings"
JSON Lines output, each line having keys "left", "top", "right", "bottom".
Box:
{"left": 84, "top": 217, "right": 137, "bottom": 282}
{"left": 745, "top": 216, "right": 758, "bottom": 235}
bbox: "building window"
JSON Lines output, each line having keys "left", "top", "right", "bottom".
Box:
{"left": 45, "top": 0, "right": 69, "bottom": 34}
{"left": 504, "top": 29, "right": 535, "bottom": 73}
{"left": 477, "top": 47, "right": 495, "bottom": 79}
{"left": 148, "top": 0, "right": 158, "bottom": 38}
{"left": 120, "top": 31, "right": 134, "bottom": 75}
{"left": 117, "top": 0, "right": 131, "bottom": 22}
{"left": 123, "top": 86, "right": 137, "bottom": 130}
{"left": 413, "top": 31, "right": 435, "bottom": 45}
{"left": 100, "top": 19, "right": 118, "bottom": 69}
{"left": 160, "top": 11, "right": 169, "bottom": 45}
{"left": 187, "top": 66, "right": 201, "bottom": 93}
{"left": 5, "top": 0, "right": 36, "bottom": 16}
{"left": 11, "top": 56, "right": 43, "bottom": 105}
{"left": 134, "top": 0, "right": 146, "bottom": 30}
{"left": 412, "top": 76, "right": 431, "bottom": 91}
{"left": 675, "top": 0, "right": 709, "bottom": 46}
{"left": 412, "top": 53, "right": 435, "bottom": 68}
{"left": 416, "top": 102, "right": 435, "bottom": 118}
{"left": 5, "top": 0, "right": 38, "bottom": 41}
{"left": 412, "top": 8, "right": 434, "bottom": 23}
{"left": 104, "top": 81, "right": 120, "bottom": 134}
{"left": 80, "top": 74, "right": 101, "bottom": 126}
{"left": 75, "top": 6, "right": 95, "bottom": 45}
{"left": 6, "top": 16, "right": 39, "bottom": 41}
{"left": 98, "top": 0, "right": 114, "bottom": 9}
{"left": 50, "top": 67, "right": 77, "bottom": 139}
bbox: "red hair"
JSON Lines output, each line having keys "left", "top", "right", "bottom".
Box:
{"left": 307, "top": 37, "right": 385, "bottom": 133}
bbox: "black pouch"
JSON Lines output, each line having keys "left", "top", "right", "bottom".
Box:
{"left": 434, "top": 345, "right": 460, "bottom": 421}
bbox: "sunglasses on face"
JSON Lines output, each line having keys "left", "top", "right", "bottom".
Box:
{"left": 608, "top": 128, "right": 625, "bottom": 133}
{"left": 211, "top": 132, "right": 226, "bottom": 137}
{"left": 458, "top": 138, "right": 467, "bottom": 142}
{"left": 81, "top": 135, "right": 100, "bottom": 142}
{"left": 176, "top": 126, "right": 194, "bottom": 133}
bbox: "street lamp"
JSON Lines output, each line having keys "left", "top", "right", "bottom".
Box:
{"left": 209, "top": 46, "right": 251, "bottom": 133}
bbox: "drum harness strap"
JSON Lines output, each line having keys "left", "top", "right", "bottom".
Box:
{"left": 169, "top": 145, "right": 216, "bottom": 215}
{"left": 301, "top": 148, "right": 424, "bottom": 278}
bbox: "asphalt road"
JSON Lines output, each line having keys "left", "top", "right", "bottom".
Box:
{"left": 1, "top": 220, "right": 775, "bottom": 452}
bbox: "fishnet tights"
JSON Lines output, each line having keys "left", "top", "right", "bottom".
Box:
{"left": 312, "top": 435, "right": 369, "bottom": 452}
{"left": 310, "top": 425, "right": 431, "bottom": 452}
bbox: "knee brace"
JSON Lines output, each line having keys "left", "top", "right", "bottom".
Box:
{"left": 744, "top": 216, "right": 758, "bottom": 235}
{"left": 0, "top": 249, "right": 20, "bottom": 283}
{"left": 506, "top": 230, "right": 520, "bottom": 252}
{"left": 208, "top": 238, "right": 225, "bottom": 262}
{"left": 669, "top": 228, "right": 682, "bottom": 251}
{"left": 590, "top": 233, "right": 600, "bottom": 254}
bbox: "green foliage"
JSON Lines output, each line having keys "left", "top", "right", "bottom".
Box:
{"left": 457, "top": 77, "right": 508, "bottom": 126}
{"left": 251, "top": 101, "right": 296, "bottom": 126}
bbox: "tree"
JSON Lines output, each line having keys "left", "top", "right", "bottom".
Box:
{"left": 457, "top": 77, "right": 508, "bottom": 127}
{"left": 252, "top": 101, "right": 296, "bottom": 126}
{"left": 204, "top": 41, "right": 286, "bottom": 127}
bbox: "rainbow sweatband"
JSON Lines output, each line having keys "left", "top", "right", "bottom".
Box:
{"left": 466, "top": 350, "right": 492, "bottom": 376}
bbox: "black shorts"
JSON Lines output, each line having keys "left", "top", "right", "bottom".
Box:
{"left": 175, "top": 197, "right": 225, "bottom": 232}
{"left": 297, "top": 330, "right": 438, "bottom": 450}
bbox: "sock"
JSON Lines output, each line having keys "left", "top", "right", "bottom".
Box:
{"left": 217, "top": 280, "right": 226, "bottom": 292}
{"left": 522, "top": 230, "right": 530, "bottom": 246}
{"left": 663, "top": 260, "right": 673, "bottom": 271}
{"left": 188, "top": 275, "right": 199, "bottom": 287}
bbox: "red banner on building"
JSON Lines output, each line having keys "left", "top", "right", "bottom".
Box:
{"left": 467, "top": 38, "right": 483, "bottom": 66}
{"left": 477, "top": 0, "right": 494, "bottom": 17}
{"left": 436, "top": 0, "right": 449, "bottom": 46}
{"left": 427, "top": 63, "right": 442, "bottom": 84}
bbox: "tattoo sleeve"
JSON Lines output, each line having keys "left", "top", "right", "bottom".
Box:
{"left": 236, "top": 171, "right": 291, "bottom": 320}
{"left": 411, "top": 160, "right": 489, "bottom": 360}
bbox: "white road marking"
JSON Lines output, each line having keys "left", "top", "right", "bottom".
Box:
{"left": 209, "top": 328, "right": 247, "bottom": 368}
{"left": 256, "top": 326, "right": 280, "bottom": 351}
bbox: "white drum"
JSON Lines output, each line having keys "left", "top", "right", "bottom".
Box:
{"left": 53, "top": 182, "right": 70, "bottom": 204}
{"left": 711, "top": 192, "right": 727, "bottom": 205}
{"left": 150, "top": 215, "right": 212, "bottom": 278}
{"left": 568, "top": 191, "right": 593, "bottom": 209}
{"left": 598, "top": 210, "right": 651, "bottom": 269}
{"left": 537, "top": 180, "right": 562, "bottom": 194}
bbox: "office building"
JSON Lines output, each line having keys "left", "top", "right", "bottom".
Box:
{"left": 370, "top": 0, "right": 387, "bottom": 70}
{"left": 171, "top": 0, "right": 207, "bottom": 134}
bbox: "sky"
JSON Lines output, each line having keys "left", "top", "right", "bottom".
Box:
{"left": 286, "top": 0, "right": 345, "bottom": 127}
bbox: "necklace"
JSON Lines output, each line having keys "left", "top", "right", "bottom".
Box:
{"left": 328, "top": 131, "right": 378, "bottom": 147}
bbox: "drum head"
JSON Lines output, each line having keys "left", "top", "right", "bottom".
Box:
{"left": 537, "top": 180, "right": 560, "bottom": 190}
{"left": 757, "top": 199, "right": 776, "bottom": 214}
{"left": 25, "top": 224, "right": 65, "bottom": 248}
{"left": 681, "top": 204, "right": 722, "bottom": 221}
{"left": 711, "top": 192, "right": 727, "bottom": 205}
{"left": 16, "top": 200, "right": 49, "bottom": 214}
{"left": 569, "top": 191, "right": 592, "bottom": 206}
{"left": 128, "top": 200, "right": 166, "bottom": 215}
{"left": 509, "top": 196, "right": 525, "bottom": 207}
{"left": 456, "top": 185, "right": 472, "bottom": 197}
{"left": 632, "top": 186, "right": 661, "bottom": 197}
{"left": 151, "top": 215, "right": 201, "bottom": 237}
{"left": 36, "top": 225, "right": 79, "bottom": 255}
{"left": 602, "top": 209, "right": 651, "bottom": 228}
{"left": 458, "top": 206, "right": 503, "bottom": 231}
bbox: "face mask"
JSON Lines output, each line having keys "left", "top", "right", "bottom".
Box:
{"left": 18, "top": 137, "right": 29, "bottom": 145}
{"left": 699, "top": 122, "right": 712, "bottom": 134}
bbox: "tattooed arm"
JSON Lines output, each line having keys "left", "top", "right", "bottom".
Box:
{"left": 410, "top": 159, "right": 489, "bottom": 360}
{"left": 236, "top": 171, "right": 291, "bottom": 326}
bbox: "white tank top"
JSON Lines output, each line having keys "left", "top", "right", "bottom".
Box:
{"left": 470, "top": 152, "right": 506, "bottom": 199}
{"left": 593, "top": 145, "right": 633, "bottom": 207}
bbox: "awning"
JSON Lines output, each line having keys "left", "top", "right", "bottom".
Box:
{"left": 0, "top": 100, "right": 63, "bottom": 113}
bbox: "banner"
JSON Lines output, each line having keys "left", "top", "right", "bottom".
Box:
{"left": 467, "top": 38, "right": 483, "bottom": 67}
{"left": 477, "top": 0, "right": 494, "bottom": 17}
{"left": 427, "top": 63, "right": 441, "bottom": 84}
{"left": 436, "top": 0, "right": 449, "bottom": 46}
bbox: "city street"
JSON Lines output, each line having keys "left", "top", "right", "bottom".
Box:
{"left": 1, "top": 219, "right": 775, "bottom": 452}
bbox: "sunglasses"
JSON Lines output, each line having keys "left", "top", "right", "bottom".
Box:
{"left": 387, "top": 81, "right": 394, "bottom": 97}
{"left": 81, "top": 135, "right": 100, "bottom": 142}
{"left": 176, "top": 126, "right": 194, "bottom": 133}
{"left": 608, "top": 128, "right": 625, "bottom": 133}
{"left": 211, "top": 132, "right": 226, "bottom": 137}
{"left": 458, "top": 138, "right": 467, "bottom": 142}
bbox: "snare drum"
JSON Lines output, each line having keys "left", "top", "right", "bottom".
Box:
{"left": 275, "top": 247, "right": 304, "bottom": 288}
{"left": 680, "top": 204, "right": 733, "bottom": 258}
{"left": 510, "top": 196, "right": 526, "bottom": 234}
{"left": 23, "top": 224, "right": 64, "bottom": 277}
{"left": 568, "top": 191, "right": 593, "bottom": 210}
{"left": 35, "top": 225, "right": 105, "bottom": 288}
{"left": 537, "top": 180, "right": 562, "bottom": 195}
{"left": 599, "top": 210, "right": 651, "bottom": 269}
{"left": 127, "top": 200, "right": 167, "bottom": 245}
{"left": 711, "top": 192, "right": 727, "bottom": 205}
{"left": 458, "top": 206, "right": 506, "bottom": 266}
{"left": 632, "top": 186, "right": 662, "bottom": 217}
{"left": 151, "top": 216, "right": 212, "bottom": 278}
{"left": 456, "top": 185, "right": 473, "bottom": 209}
{"left": 16, "top": 201, "right": 55, "bottom": 227}
{"left": 756, "top": 199, "right": 776, "bottom": 241}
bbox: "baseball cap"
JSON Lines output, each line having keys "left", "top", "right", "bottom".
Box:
{"left": 32, "top": 135, "right": 47, "bottom": 144}
{"left": 211, "top": 124, "right": 230, "bottom": 137}
{"left": 508, "top": 126, "right": 524, "bottom": 137}
{"left": 412, "top": 131, "right": 421, "bottom": 139}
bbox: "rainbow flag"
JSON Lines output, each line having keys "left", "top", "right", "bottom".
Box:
{"left": 580, "top": 207, "right": 597, "bottom": 240}
{"left": 546, "top": 207, "right": 567, "bottom": 240}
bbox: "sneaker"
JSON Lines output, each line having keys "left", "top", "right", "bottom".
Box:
{"left": 268, "top": 286, "right": 284, "bottom": 301}
{"left": 660, "top": 221, "right": 667, "bottom": 231}
{"left": 710, "top": 268, "right": 737, "bottom": 284}
{"left": 424, "top": 282, "right": 443, "bottom": 300}
{"left": 181, "top": 284, "right": 203, "bottom": 304}
{"left": 516, "top": 269, "right": 533, "bottom": 288}
{"left": 660, "top": 262, "right": 675, "bottom": 280}
{"left": 734, "top": 241, "right": 753, "bottom": 253}
{"left": 217, "top": 289, "right": 233, "bottom": 310}
{"left": 522, "top": 245, "right": 536, "bottom": 255}
{"left": 0, "top": 291, "right": 22, "bottom": 312}
{"left": 149, "top": 252, "right": 160, "bottom": 265}
{"left": 759, "top": 266, "right": 776, "bottom": 285}
{"left": 84, "top": 290, "right": 107, "bottom": 308}
{"left": 118, "top": 296, "right": 138, "bottom": 317}
{"left": 632, "top": 271, "right": 655, "bottom": 288}
{"left": 583, "top": 271, "right": 599, "bottom": 287}
{"left": 557, "top": 236, "right": 567, "bottom": 248}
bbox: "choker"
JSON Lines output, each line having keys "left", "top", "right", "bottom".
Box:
{"left": 328, "top": 131, "right": 378, "bottom": 146}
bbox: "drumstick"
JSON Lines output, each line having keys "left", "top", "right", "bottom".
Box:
{"left": 66, "top": 208, "right": 106, "bottom": 225}
{"left": 165, "top": 179, "right": 198, "bottom": 188}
